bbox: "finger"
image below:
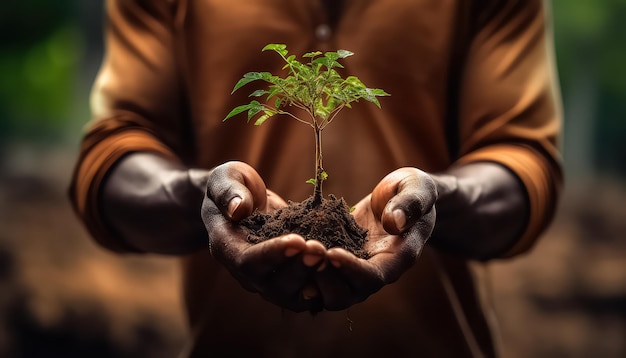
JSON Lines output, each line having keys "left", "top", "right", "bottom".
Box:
{"left": 317, "top": 248, "right": 385, "bottom": 311}
{"left": 201, "top": 196, "right": 250, "bottom": 258}
{"left": 255, "top": 240, "right": 326, "bottom": 313}
{"left": 366, "top": 214, "right": 433, "bottom": 284}
{"left": 371, "top": 168, "right": 437, "bottom": 234}
{"left": 265, "top": 189, "right": 288, "bottom": 212}
{"left": 302, "top": 239, "right": 326, "bottom": 268}
{"left": 400, "top": 206, "right": 436, "bottom": 253}
{"left": 261, "top": 270, "right": 321, "bottom": 313}
{"left": 315, "top": 266, "right": 353, "bottom": 311}
{"left": 259, "top": 240, "right": 325, "bottom": 298}
{"left": 237, "top": 234, "right": 309, "bottom": 281}
{"left": 258, "top": 264, "right": 316, "bottom": 312}
{"left": 206, "top": 161, "right": 268, "bottom": 221}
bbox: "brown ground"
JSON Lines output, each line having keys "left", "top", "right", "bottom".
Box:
{"left": 1, "top": 146, "right": 625, "bottom": 357}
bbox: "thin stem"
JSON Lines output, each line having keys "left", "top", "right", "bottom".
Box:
{"left": 275, "top": 109, "right": 314, "bottom": 127}
{"left": 320, "top": 103, "right": 346, "bottom": 130}
{"left": 312, "top": 123, "right": 323, "bottom": 206}
{"left": 261, "top": 104, "right": 314, "bottom": 127}
{"left": 287, "top": 99, "right": 309, "bottom": 112}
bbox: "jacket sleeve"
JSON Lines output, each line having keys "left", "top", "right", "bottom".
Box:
{"left": 69, "top": 0, "right": 187, "bottom": 252}
{"left": 453, "top": 0, "right": 564, "bottom": 257}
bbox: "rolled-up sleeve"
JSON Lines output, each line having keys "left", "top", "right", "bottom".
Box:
{"left": 69, "top": 0, "right": 186, "bottom": 252}
{"left": 453, "top": 0, "right": 564, "bottom": 257}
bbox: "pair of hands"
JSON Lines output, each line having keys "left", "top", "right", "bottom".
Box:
{"left": 200, "top": 161, "right": 437, "bottom": 313}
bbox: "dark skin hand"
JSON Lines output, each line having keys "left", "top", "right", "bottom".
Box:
{"left": 201, "top": 162, "right": 328, "bottom": 312}
{"left": 103, "top": 153, "right": 527, "bottom": 312}
{"left": 104, "top": 155, "right": 327, "bottom": 312}
{"left": 202, "top": 162, "right": 526, "bottom": 311}
{"left": 312, "top": 165, "right": 527, "bottom": 310}
{"left": 314, "top": 168, "right": 437, "bottom": 311}
{"left": 202, "top": 164, "right": 438, "bottom": 312}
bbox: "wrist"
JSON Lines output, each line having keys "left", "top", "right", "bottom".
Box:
{"left": 428, "top": 162, "right": 528, "bottom": 260}
{"left": 188, "top": 168, "right": 213, "bottom": 193}
{"left": 164, "top": 167, "right": 212, "bottom": 214}
{"left": 429, "top": 171, "right": 473, "bottom": 219}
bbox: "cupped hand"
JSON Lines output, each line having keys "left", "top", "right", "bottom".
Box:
{"left": 314, "top": 167, "right": 437, "bottom": 311}
{"left": 201, "top": 161, "right": 327, "bottom": 312}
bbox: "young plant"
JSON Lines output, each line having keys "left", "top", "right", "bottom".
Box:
{"left": 224, "top": 44, "right": 389, "bottom": 206}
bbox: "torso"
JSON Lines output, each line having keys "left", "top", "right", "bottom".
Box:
{"left": 175, "top": 1, "right": 494, "bottom": 356}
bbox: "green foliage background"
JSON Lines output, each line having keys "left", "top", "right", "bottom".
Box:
{"left": 0, "top": 2, "right": 86, "bottom": 142}
{"left": 552, "top": 0, "right": 626, "bottom": 177}
{"left": 0, "top": 0, "right": 624, "bottom": 178}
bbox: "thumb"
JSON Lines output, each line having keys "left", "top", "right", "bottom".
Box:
{"left": 371, "top": 168, "right": 437, "bottom": 235}
{"left": 205, "top": 161, "right": 267, "bottom": 221}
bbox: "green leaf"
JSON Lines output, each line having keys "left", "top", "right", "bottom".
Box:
{"left": 337, "top": 49, "right": 354, "bottom": 59}
{"left": 316, "top": 51, "right": 345, "bottom": 69}
{"left": 231, "top": 72, "right": 267, "bottom": 93}
{"left": 306, "top": 178, "right": 316, "bottom": 185}
{"left": 312, "top": 57, "right": 332, "bottom": 69}
{"left": 362, "top": 88, "right": 390, "bottom": 108}
{"left": 324, "top": 51, "right": 340, "bottom": 62}
{"left": 303, "top": 51, "right": 322, "bottom": 58}
{"left": 262, "top": 43, "right": 288, "bottom": 57}
{"left": 368, "top": 88, "right": 390, "bottom": 96}
{"left": 249, "top": 89, "right": 268, "bottom": 97}
{"left": 224, "top": 102, "right": 255, "bottom": 121}
{"left": 254, "top": 110, "right": 276, "bottom": 126}
{"left": 365, "top": 96, "right": 381, "bottom": 108}
{"left": 274, "top": 97, "right": 283, "bottom": 109}
{"left": 246, "top": 100, "right": 263, "bottom": 121}
{"left": 344, "top": 76, "right": 365, "bottom": 88}
{"left": 266, "top": 86, "right": 281, "bottom": 100}
{"left": 321, "top": 171, "right": 328, "bottom": 180}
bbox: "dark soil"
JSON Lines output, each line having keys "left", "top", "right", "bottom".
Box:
{"left": 240, "top": 195, "right": 370, "bottom": 259}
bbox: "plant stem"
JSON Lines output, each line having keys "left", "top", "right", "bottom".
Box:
{"left": 312, "top": 124, "right": 323, "bottom": 207}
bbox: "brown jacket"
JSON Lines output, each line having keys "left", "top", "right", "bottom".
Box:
{"left": 70, "top": 1, "right": 562, "bottom": 356}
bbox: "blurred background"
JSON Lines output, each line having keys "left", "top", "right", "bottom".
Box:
{"left": 0, "top": 1, "right": 625, "bottom": 357}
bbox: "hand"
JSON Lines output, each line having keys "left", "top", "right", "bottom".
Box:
{"left": 314, "top": 167, "right": 437, "bottom": 310}
{"left": 201, "top": 161, "right": 327, "bottom": 312}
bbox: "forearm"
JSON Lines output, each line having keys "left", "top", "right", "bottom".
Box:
{"left": 430, "top": 162, "right": 529, "bottom": 260}
{"left": 101, "top": 152, "right": 211, "bottom": 255}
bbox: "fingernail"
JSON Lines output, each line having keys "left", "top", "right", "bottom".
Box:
{"left": 285, "top": 247, "right": 300, "bottom": 257}
{"left": 227, "top": 197, "right": 242, "bottom": 217}
{"left": 303, "top": 254, "right": 322, "bottom": 267}
{"left": 393, "top": 209, "right": 406, "bottom": 231}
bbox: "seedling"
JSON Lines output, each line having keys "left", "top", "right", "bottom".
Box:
{"left": 225, "top": 44, "right": 389, "bottom": 206}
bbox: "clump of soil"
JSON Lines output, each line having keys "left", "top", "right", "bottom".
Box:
{"left": 240, "top": 195, "right": 370, "bottom": 259}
